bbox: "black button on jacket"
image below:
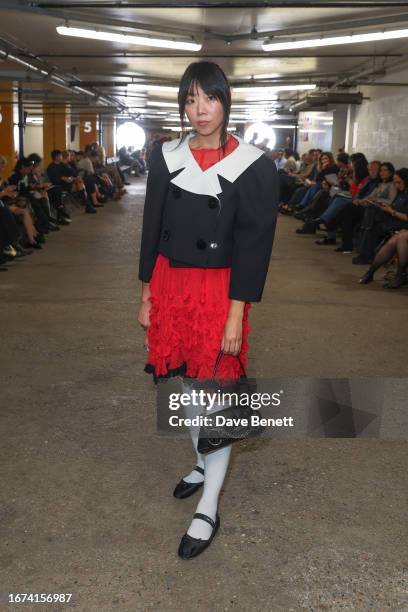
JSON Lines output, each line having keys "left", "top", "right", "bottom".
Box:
{"left": 138, "top": 133, "right": 279, "bottom": 302}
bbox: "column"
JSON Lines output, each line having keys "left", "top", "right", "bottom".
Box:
{"left": 79, "top": 112, "right": 98, "bottom": 149}
{"left": 103, "top": 118, "right": 116, "bottom": 158}
{"left": 331, "top": 106, "right": 348, "bottom": 153}
{"left": 0, "top": 82, "right": 16, "bottom": 178}
{"left": 43, "top": 104, "right": 68, "bottom": 165}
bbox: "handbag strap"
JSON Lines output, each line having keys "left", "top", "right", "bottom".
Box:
{"left": 213, "top": 349, "right": 247, "bottom": 378}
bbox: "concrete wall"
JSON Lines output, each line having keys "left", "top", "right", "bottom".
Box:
{"left": 346, "top": 68, "right": 408, "bottom": 167}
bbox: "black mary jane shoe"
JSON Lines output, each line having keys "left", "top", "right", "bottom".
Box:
{"left": 173, "top": 466, "right": 204, "bottom": 499}
{"left": 178, "top": 512, "right": 220, "bottom": 560}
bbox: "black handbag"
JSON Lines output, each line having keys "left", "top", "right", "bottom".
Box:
{"left": 197, "top": 350, "right": 264, "bottom": 454}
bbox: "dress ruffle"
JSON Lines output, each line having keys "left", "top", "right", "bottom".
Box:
{"left": 145, "top": 254, "right": 251, "bottom": 382}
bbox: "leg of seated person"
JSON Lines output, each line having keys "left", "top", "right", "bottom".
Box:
{"left": 319, "top": 196, "right": 350, "bottom": 225}
{"left": 298, "top": 184, "right": 321, "bottom": 210}
{"left": 28, "top": 198, "right": 49, "bottom": 233}
{"left": 395, "top": 231, "right": 408, "bottom": 272}
{"left": 359, "top": 220, "right": 388, "bottom": 262}
{"left": 302, "top": 191, "right": 330, "bottom": 219}
{"left": 338, "top": 202, "right": 364, "bottom": 250}
{"left": 0, "top": 206, "right": 20, "bottom": 246}
{"left": 9, "top": 206, "right": 38, "bottom": 244}
{"left": 367, "top": 234, "right": 398, "bottom": 277}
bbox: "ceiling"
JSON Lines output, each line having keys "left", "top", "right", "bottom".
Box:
{"left": 1, "top": 0, "right": 408, "bottom": 128}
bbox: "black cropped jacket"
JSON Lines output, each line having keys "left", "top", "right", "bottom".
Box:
{"left": 138, "top": 133, "right": 279, "bottom": 302}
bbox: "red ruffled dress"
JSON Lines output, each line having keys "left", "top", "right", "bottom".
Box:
{"left": 144, "top": 134, "right": 251, "bottom": 381}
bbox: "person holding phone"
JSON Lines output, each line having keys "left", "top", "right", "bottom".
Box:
{"left": 353, "top": 168, "right": 408, "bottom": 265}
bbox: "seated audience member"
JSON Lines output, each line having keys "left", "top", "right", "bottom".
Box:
{"left": 0, "top": 155, "right": 44, "bottom": 249}
{"left": 90, "top": 146, "right": 127, "bottom": 191}
{"left": 294, "top": 152, "right": 351, "bottom": 223}
{"left": 0, "top": 157, "right": 36, "bottom": 266}
{"left": 75, "top": 148, "right": 104, "bottom": 213}
{"left": 282, "top": 148, "right": 298, "bottom": 174}
{"left": 279, "top": 149, "right": 319, "bottom": 210}
{"left": 60, "top": 150, "right": 87, "bottom": 204}
{"left": 359, "top": 228, "right": 408, "bottom": 288}
{"left": 309, "top": 154, "right": 370, "bottom": 244}
{"left": 279, "top": 149, "right": 314, "bottom": 204}
{"left": 130, "top": 148, "right": 147, "bottom": 174}
{"left": 281, "top": 151, "right": 338, "bottom": 215}
{"left": 90, "top": 141, "right": 106, "bottom": 167}
{"left": 275, "top": 149, "right": 287, "bottom": 171}
{"left": 333, "top": 162, "right": 392, "bottom": 252}
{"left": 28, "top": 152, "right": 71, "bottom": 225}
{"left": 87, "top": 147, "right": 122, "bottom": 200}
{"left": 47, "top": 150, "right": 76, "bottom": 190}
{"left": 8, "top": 157, "right": 52, "bottom": 235}
{"left": 352, "top": 167, "right": 408, "bottom": 264}
{"left": 90, "top": 149, "right": 126, "bottom": 200}
{"left": 118, "top": 146, "right": 141, "bottom": 176}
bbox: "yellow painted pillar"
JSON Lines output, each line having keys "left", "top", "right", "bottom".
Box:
{"left": 0, "top": 82, "right": 16, "bottom": 179}
{"left": 43, "top": 104, "right": 68, "bottom": 165}
{"left": 103, "top": 119, "right": 115, "bottom": 157}
{"left": 79, "top": 113, "right": 98, "bottom": 149}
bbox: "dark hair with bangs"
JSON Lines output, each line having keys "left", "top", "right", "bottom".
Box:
{"left": 176, "top": 61, "right": 231, "bottom": 154}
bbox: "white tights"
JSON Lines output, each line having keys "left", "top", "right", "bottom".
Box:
{"left": 181, "top": 379, "right": 232, "bottom": 540}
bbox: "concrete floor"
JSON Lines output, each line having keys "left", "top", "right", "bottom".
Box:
{"left": 1, "top": 179, "right": 407, "bottom": 611}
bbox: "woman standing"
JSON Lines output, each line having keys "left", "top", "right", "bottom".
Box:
{"left": 137, "top": 61, "right": 279, "bottom": 559}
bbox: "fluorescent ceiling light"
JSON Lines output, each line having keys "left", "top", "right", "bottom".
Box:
{"left": 269, "top": 124, "right": 296, "bottom": 128}
{"left": 263, "top": 28, "right": 408, "bottom": 51}
{"left": 127, "top": 84, "right": 178, "bottom": 92}
{"left": 253, "top": 73, "right": 281, "bottom": 79}
{"left": 57, "top": 25, "right": 202, "bottom": 52}
{"left": 231, "top": 103, "right": 277, "bottom": 109}
{"left": 233, "top": 84, "right": 316, "bottom": 92}
{"left": 148, "top": 101, "right": 179, "bottom": 108}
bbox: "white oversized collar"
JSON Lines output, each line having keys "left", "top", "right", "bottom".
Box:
{"left": 162, "top": 132, "right": 264, "bottom": 200}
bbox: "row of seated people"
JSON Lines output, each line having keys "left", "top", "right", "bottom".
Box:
{"left": 118, "top": 146, "right": 147, "bottom": 176}
{"left": 277, "top": 149, "right": 408, "bottom": 289}
{"left": 0, "top": 143, "right": 131, "bottom": 271}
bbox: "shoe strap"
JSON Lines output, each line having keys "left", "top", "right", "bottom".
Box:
{"left": 194, "top": 465, "right": 205, "bottom": 476}
{"left": 193, "top": 513, "right": 215, "bottom": 529}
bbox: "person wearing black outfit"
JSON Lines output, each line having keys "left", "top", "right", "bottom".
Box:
{"left": 8, "top": 158, "right": 51, "bottom": 236}
{"left": 352, "top": 167, "right": 408, "bottom": 264}
{"left": 27, "top": 153, "right": 71, "bottom": 225}
{"left": 280, "top": 151, "right": 338, "bottom": 215}
{"left": 0, "top": 155, "right": 43, "bottom": 250}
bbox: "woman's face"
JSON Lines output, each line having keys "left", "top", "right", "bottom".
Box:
{"left": 380, "top": 165, "right": 392, "bottom": 182}
{"left": 320, "top": 155, "right": 330, "bottom": 167}
{"left": 184, "top": 81, "right": 225, "bottom": 137}
{"left": 394, "top": 174, "right": 405, "bottom": 192}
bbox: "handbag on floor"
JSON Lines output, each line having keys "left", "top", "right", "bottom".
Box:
{"left": 197, "top": 350, "right": 264, "bottom": 454}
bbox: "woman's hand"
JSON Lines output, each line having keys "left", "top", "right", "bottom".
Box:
{"left": 221, "top": 314, "right": 243, "bottom": 355}
{"left": 138, "top": 300, "right": 150, "bottom": 330}
{"left": 379, "top": 202, "right": 393, "bottom": 214}
{"left": 221, "top": 300, "right": 245, "bottom": 355}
